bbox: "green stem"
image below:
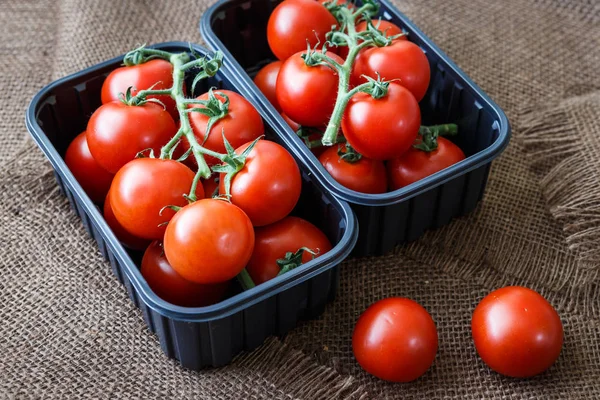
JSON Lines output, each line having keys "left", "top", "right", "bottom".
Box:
{"left": 419, "top": 124, "right": 458, "bottom": 137}
{"left": 236, "top": 268, "right": 256, "bottom": 290}
{"left": 321, "top": 5, "right": 378, "bottom": 145}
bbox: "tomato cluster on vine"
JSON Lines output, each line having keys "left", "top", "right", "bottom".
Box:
{"left": 64, "top": 46, "right": 332, "bottom": 308}
{"left": 255, "top": 0, "right": 466, "bottom": 194}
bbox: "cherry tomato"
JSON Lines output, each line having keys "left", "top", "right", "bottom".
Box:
{"left": 319, "top": 145, "right": 387, "bottom": 193}
{"left": 219, "top": 140, "right": 302, "bottom": 226}
{"left": 101, "top": 59, "right": 179, "bottom": 120}
{"left": 388, "top": 137, "right": 465, "bottom": 189}
{"left": 64, "top": 132, "right": 114, "bottom": 203}
{"left": 109, "top": 158, "right": 202, "bottom": 240}
{"left": 342, "top": 82, "right": 420, "bottom": 160}
{"left": 163, "top": 199, "right": 255, "bottom": 284}
{"left": 186, "top": 90, "right": 264, "bottom": 166}
{"left": 87, "top": 101, "right": 176, "bottom": 173}
{"left": 247, "top": 216, "right": 332, "bottom": 284}
{"left": 103, "top": 192, "right": 150, "bottom": 251}
{"left": 277, "top": 51, "right": 343, "bottom": 127}
{"left": 267, "top": 0, "right": 339, "bottom": 61}
{"left": 340, "top": 19, "right": 405, "bottom": 59}
{"left": 472, "top": 286, "right": 563, "bottom": 378}
{"left": 254, "top": 61, "right": 282, "bottom": 111}
{"left": 202, "top": 175, "right": 219, "bottom": 198}
{"left": 353, "top": 297, "right": 438, "bottom": 382}
{"left": 141, "top": 241, "right": 229, "bottom": 307}
{"left": 352, "top": 40, "right": 430, "bottom": 101}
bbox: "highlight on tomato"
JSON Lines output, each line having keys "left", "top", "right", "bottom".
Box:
{"left": 267, "top": 0, "right": 339, "bottom": 61}
{"left": 353, "top": 297, "right": 438, "bottom": 382}
{"left": 471, "top": 286, "right": 563, "bottom": 378}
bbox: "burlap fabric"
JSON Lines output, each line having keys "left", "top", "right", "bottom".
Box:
{"left": 1, "top": 0, "right": 599, "bottom": 398}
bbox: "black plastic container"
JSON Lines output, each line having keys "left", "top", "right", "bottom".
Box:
{"left": 25, "top": 42, "right": 357, "bottom": 369}
{"left": 201, "top": 0, "right": 511, "bottom": 256}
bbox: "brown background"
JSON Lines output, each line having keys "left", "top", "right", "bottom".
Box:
{"left": 1, "top": 0, "right": 599, "bottom": 398}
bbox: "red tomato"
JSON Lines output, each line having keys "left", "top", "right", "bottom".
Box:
{"left": 340, "top": 19, "right": 405, "bottom": 59}
{"left": 254, "top": 61, "right": 282, "bottom": 111}
{"left": 388, "top": 137, "right": 465, "bottom": 189}
{"left": 163, "top": 199, "right": 255, "bottom": 284}
{"left": 246, "top": 216, "right": 332, "bottom": 284}
{"left": 472, "top": 286, "right": 563, "bottom": 378}
{"left": 109, "top": 158, "right": 202, "bottom": 240}
{"left": 87, "top": 101, "right": 176, "bottom": 173}
{"left": 277, "top": 51, "right": 343, "bottom": 127}
{"left": 219, "top": 140, "right": 302, "bottom": 226}
{"left": 267, "top": 0, "right": 339, "bottom": 61}
{"left": 342, "top": 82, "right": 420, "bottom": 160}
{"left": 202, "top": 175, "right": 220, "bottom": 198}
{"left": 103, "top": 192, "right": 150, "bottom": 251}
{"left": 101, "top": 59, "right": 180, "bottom": 120}
{"left": 353, "top": 297, "right": 438, "bottom": 382}
{"left": 141, "top": 241, "right": 229, "bottom": 307}
{"left": 186, "top": 90, "right": 264, "bottom": 166}
{"left": 319, "top": 146, "right": 387, "bottom": 193}
{"left": 64, "top": 132, "right": 114, "bottom": 203}
{"left": 352, "top": 40, "right": 430, "bottom": 101}
{"left": 281, "top": 113, "right": 301, "bottom": 132}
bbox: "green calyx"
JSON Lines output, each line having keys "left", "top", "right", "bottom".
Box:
{"left": 122, "top": 44, "right": 174, "bottom": 66}
{"left": 358, "top": 74, "right": 390, "bottom": 99}
{"left": 359, "top": 18, "right": 407, "bottom": 47}
{"left": 186, "top": 88, "right": 230, "bottom": 144}
{"left": 276, "top": 247, "right": 318, "bottom": 276}
{"left": 210, "top": 133, "right": 263, "bottom": 201}
{"left": 338, "top": 143, "right": 362, "bottom": 163}
{"left": 414, "top": 124, "right": 459, "bottom": 152}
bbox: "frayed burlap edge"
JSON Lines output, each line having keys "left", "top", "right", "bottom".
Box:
{"left": 520, "top": 93, "right": 600, "bottom": 266}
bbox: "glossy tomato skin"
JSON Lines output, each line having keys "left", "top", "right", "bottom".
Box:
{"left": 187, "top": 90, "right": 264, "bottom": 166}
{"left": 109, "top": 158, "right": 202, "bottom": 240}
{"left": 352, "top": 40, "right": 430, "bottom": 101}
{"left": 353, "top": 297, "right": 438, "bottom": 382}
{"left": 277, "top": 51, "right": 343, "bottom": 127}
{"left": 267, "top": 0, "right": 339, "bottom": 61}
{"left": 64, "top": 132, "right": 114, "bottom": 203}
{"left": 388, "top": 137, "right": 466, "bottom": 189}
{"left": 319, "top": 146, "right": 387, "bottom": 193}
{"left": 101, "top": 59, "right": 179, "bottom": 120}
{"left": 163, "top": 199, "right": 255, "bottom": 284}
{"left": 281, "top": 113, "right": 301, "bottom": 132}
{"left": 254, "top": 61, "right": 282, "bottom": 111}
{"left": 219, "top": 140, "right": 302, "bottom": 226}
{"left": 87, "top": 101, "right": 176, "bottom": 173}
{"left": 141, "top": 241, "right": 229, "bottom": 307}
{"left": 247, "top": 216, "right": 332, "bottom": 284}
{"left": 342, "top": 83, "right": 420, "bottom": 161}
{"left": 471, "top": 286, "right": 563, "bottom": 378}
{"left": 340, "top": 19, "right": 405, "bottom": 59}
{"left": 103, "top": 193, "right": 150, "bottom": 251}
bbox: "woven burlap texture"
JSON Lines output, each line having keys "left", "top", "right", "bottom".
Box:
{"left": 1, "top": 0, "right": 599, "bottom": 399}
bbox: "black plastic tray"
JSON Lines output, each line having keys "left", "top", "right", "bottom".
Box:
{"left": 201, "top": 0, "right": 511, "bottom": 256}
{"left": 25, "top": 42, "right": 358, "bottom": 369}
